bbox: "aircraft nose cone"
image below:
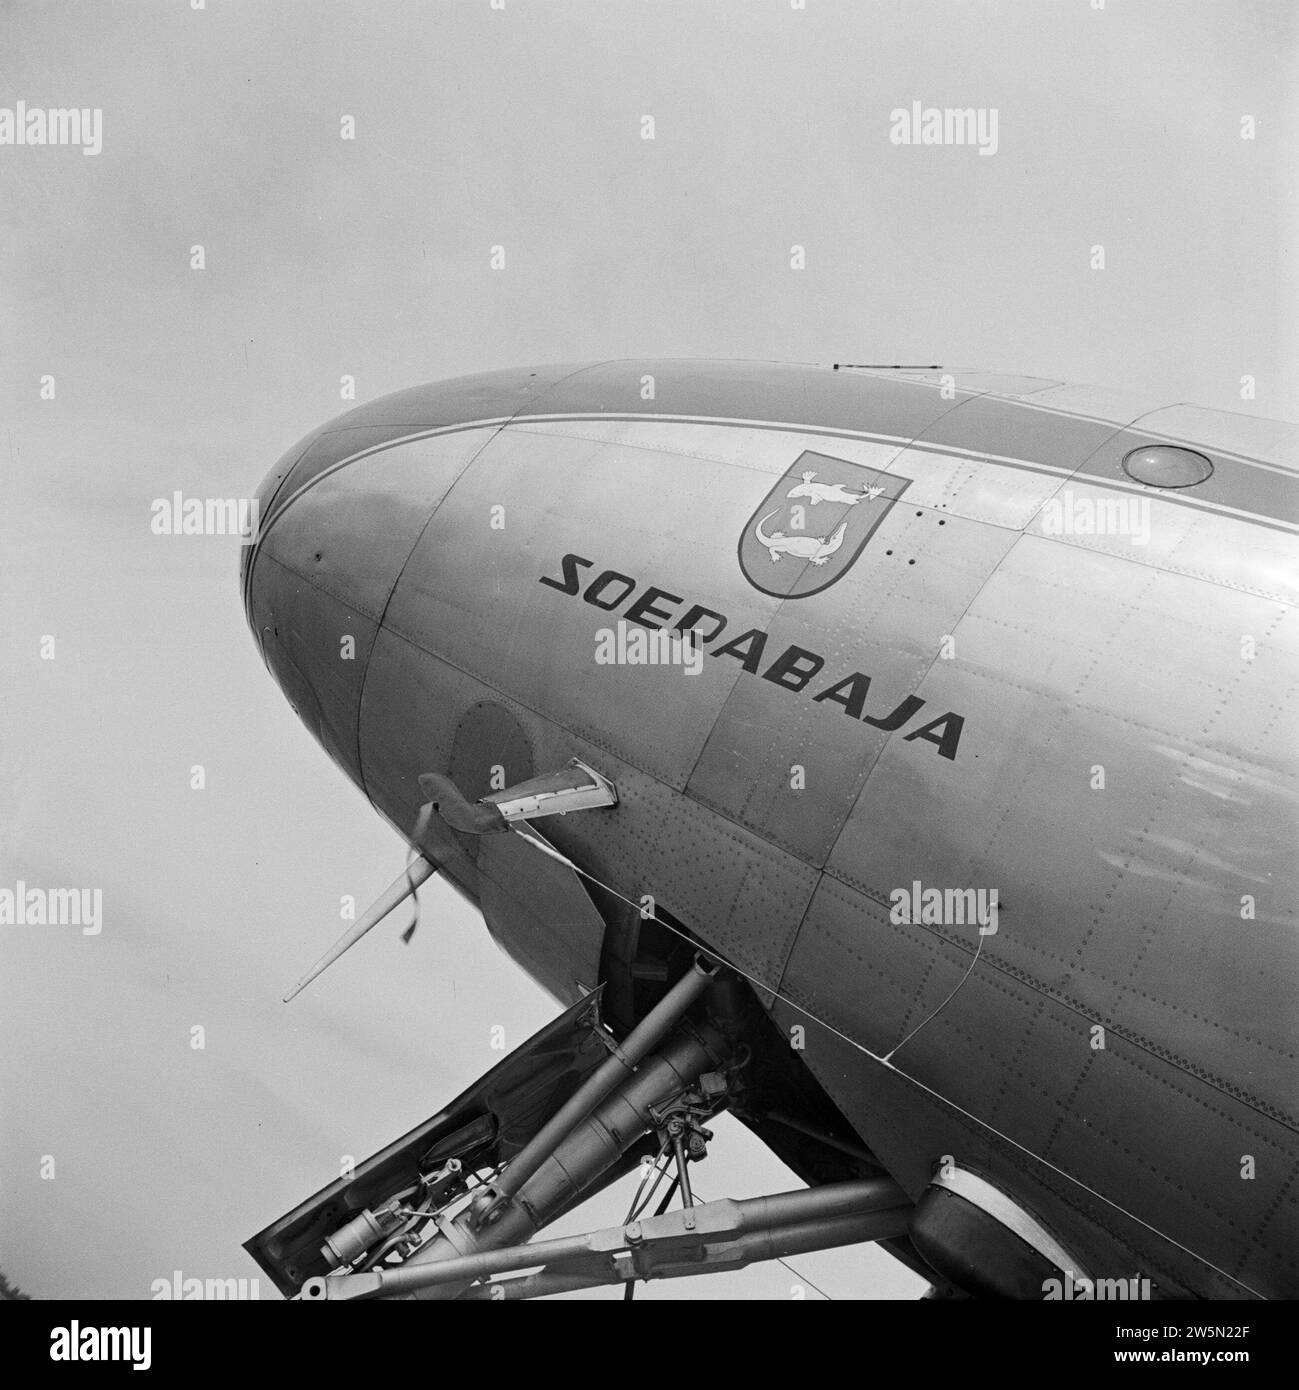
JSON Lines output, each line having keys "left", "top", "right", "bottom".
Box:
{"left": 240, "top": 423, "right": 448, "bottom": 788}
{"left": 242, "top": 364, "right": 600, "bottom": 787}
{"left": 242, "top": 458, "right": 381, "bottom": 786}
{"left": 240, "top": 436, "right": 301, "bottom": 620}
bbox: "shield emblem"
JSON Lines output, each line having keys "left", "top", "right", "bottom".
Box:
{"left": 738, "top": 450, "right": 912, "bottom": 599}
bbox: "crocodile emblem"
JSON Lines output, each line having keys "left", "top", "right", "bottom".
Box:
{"left": 737, "top": 450, "right": 912, "bottom": 599}
{"left": 754, "top": 511, "right": 848, "bottom": 566}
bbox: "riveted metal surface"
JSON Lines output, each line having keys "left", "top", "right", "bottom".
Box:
{"left": 1022, "top": 481, "right": 1299, "bottom": 605}
{"left": 879, "top": 444, "right": 1071, "bottom": 532}
{"left": 776, "top": 879, "right": 1299, "bottom": 1296}
{"left": 444, "top": 701, "right": 607, "bottom": 1005}
{"left": 766, "top": 995, "right": 1251, "bottom": 1298}
{"left": 247, "top": 359, "right": 1299, "bottom": 1300}
{"left": 824, "top": 535, "right": 1299, "bottom": 1123}
{"left": 358, "top": 630, "right": 821, "bottom": 995}
{"left": 376, "top": 425, "right": 782, "bottom": 788}
{"left": 688, "top": 502, "right": 1015, "bottom": 863}
{"left": 1077, "top": 425, "right": 1299, "bottom": 531}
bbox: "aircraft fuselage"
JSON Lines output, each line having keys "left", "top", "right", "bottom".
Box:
{"left": 243, "top": 360, "right": 1299, "bottom": 1298}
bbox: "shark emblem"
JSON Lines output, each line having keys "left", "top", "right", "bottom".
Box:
{"left": 785, "top": 471, "right": 887, "bottom": 506}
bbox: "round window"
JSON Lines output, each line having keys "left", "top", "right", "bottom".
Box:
{"left": 1121, "top": 445, "right": 1214, "bottom": 489}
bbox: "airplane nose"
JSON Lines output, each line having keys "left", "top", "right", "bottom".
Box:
{"left": 242, "top": 365, "right": 601, "bottom": 789}
{"left": 241, "top": 420, "right": 466, "bottom": 789}
{"left": 242, "top": 445, "right": 381, "bottom": 786}
{"left": 240, "top": 434, "right": 301, "bottom": 621}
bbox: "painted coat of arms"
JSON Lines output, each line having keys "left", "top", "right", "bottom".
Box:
{"left": 738, "top": 450, "right": 911, "bottom": 599}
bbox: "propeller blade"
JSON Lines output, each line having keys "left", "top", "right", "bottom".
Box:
{"left": 283, "top": 856, "right": 437, "bottom": 1002}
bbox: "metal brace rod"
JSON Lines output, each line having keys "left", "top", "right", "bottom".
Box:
{"left": 299, "top": 1178, "right": 911, "bottom": 1301}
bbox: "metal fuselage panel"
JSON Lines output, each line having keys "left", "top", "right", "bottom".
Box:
{"left": 244, "top": 361, "right": 1299, "bottom": 1298}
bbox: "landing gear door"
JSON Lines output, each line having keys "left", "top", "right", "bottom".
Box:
{"left": 243, "top": 989, "right": 609, "bottom": 1296}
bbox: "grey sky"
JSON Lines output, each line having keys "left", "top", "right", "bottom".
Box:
{"left": 1, "top": 0, "right": 1294, "bottom": 1300}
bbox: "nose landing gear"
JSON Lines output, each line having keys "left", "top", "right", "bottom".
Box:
{"left": 247, "top": 952, "right": 912, "bottom": 1301}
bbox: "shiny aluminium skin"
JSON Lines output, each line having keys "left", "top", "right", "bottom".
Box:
{"left": 242, "top": 360, "right": 1299, "bottom": 1299}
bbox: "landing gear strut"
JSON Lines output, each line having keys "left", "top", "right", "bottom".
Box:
{"left": 247, "top": 954, "right": 912, "bottom": 1301}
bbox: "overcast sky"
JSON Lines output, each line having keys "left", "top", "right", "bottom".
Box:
{"left": 1, "top": 0, "right": 1294, "bottom": 1301}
